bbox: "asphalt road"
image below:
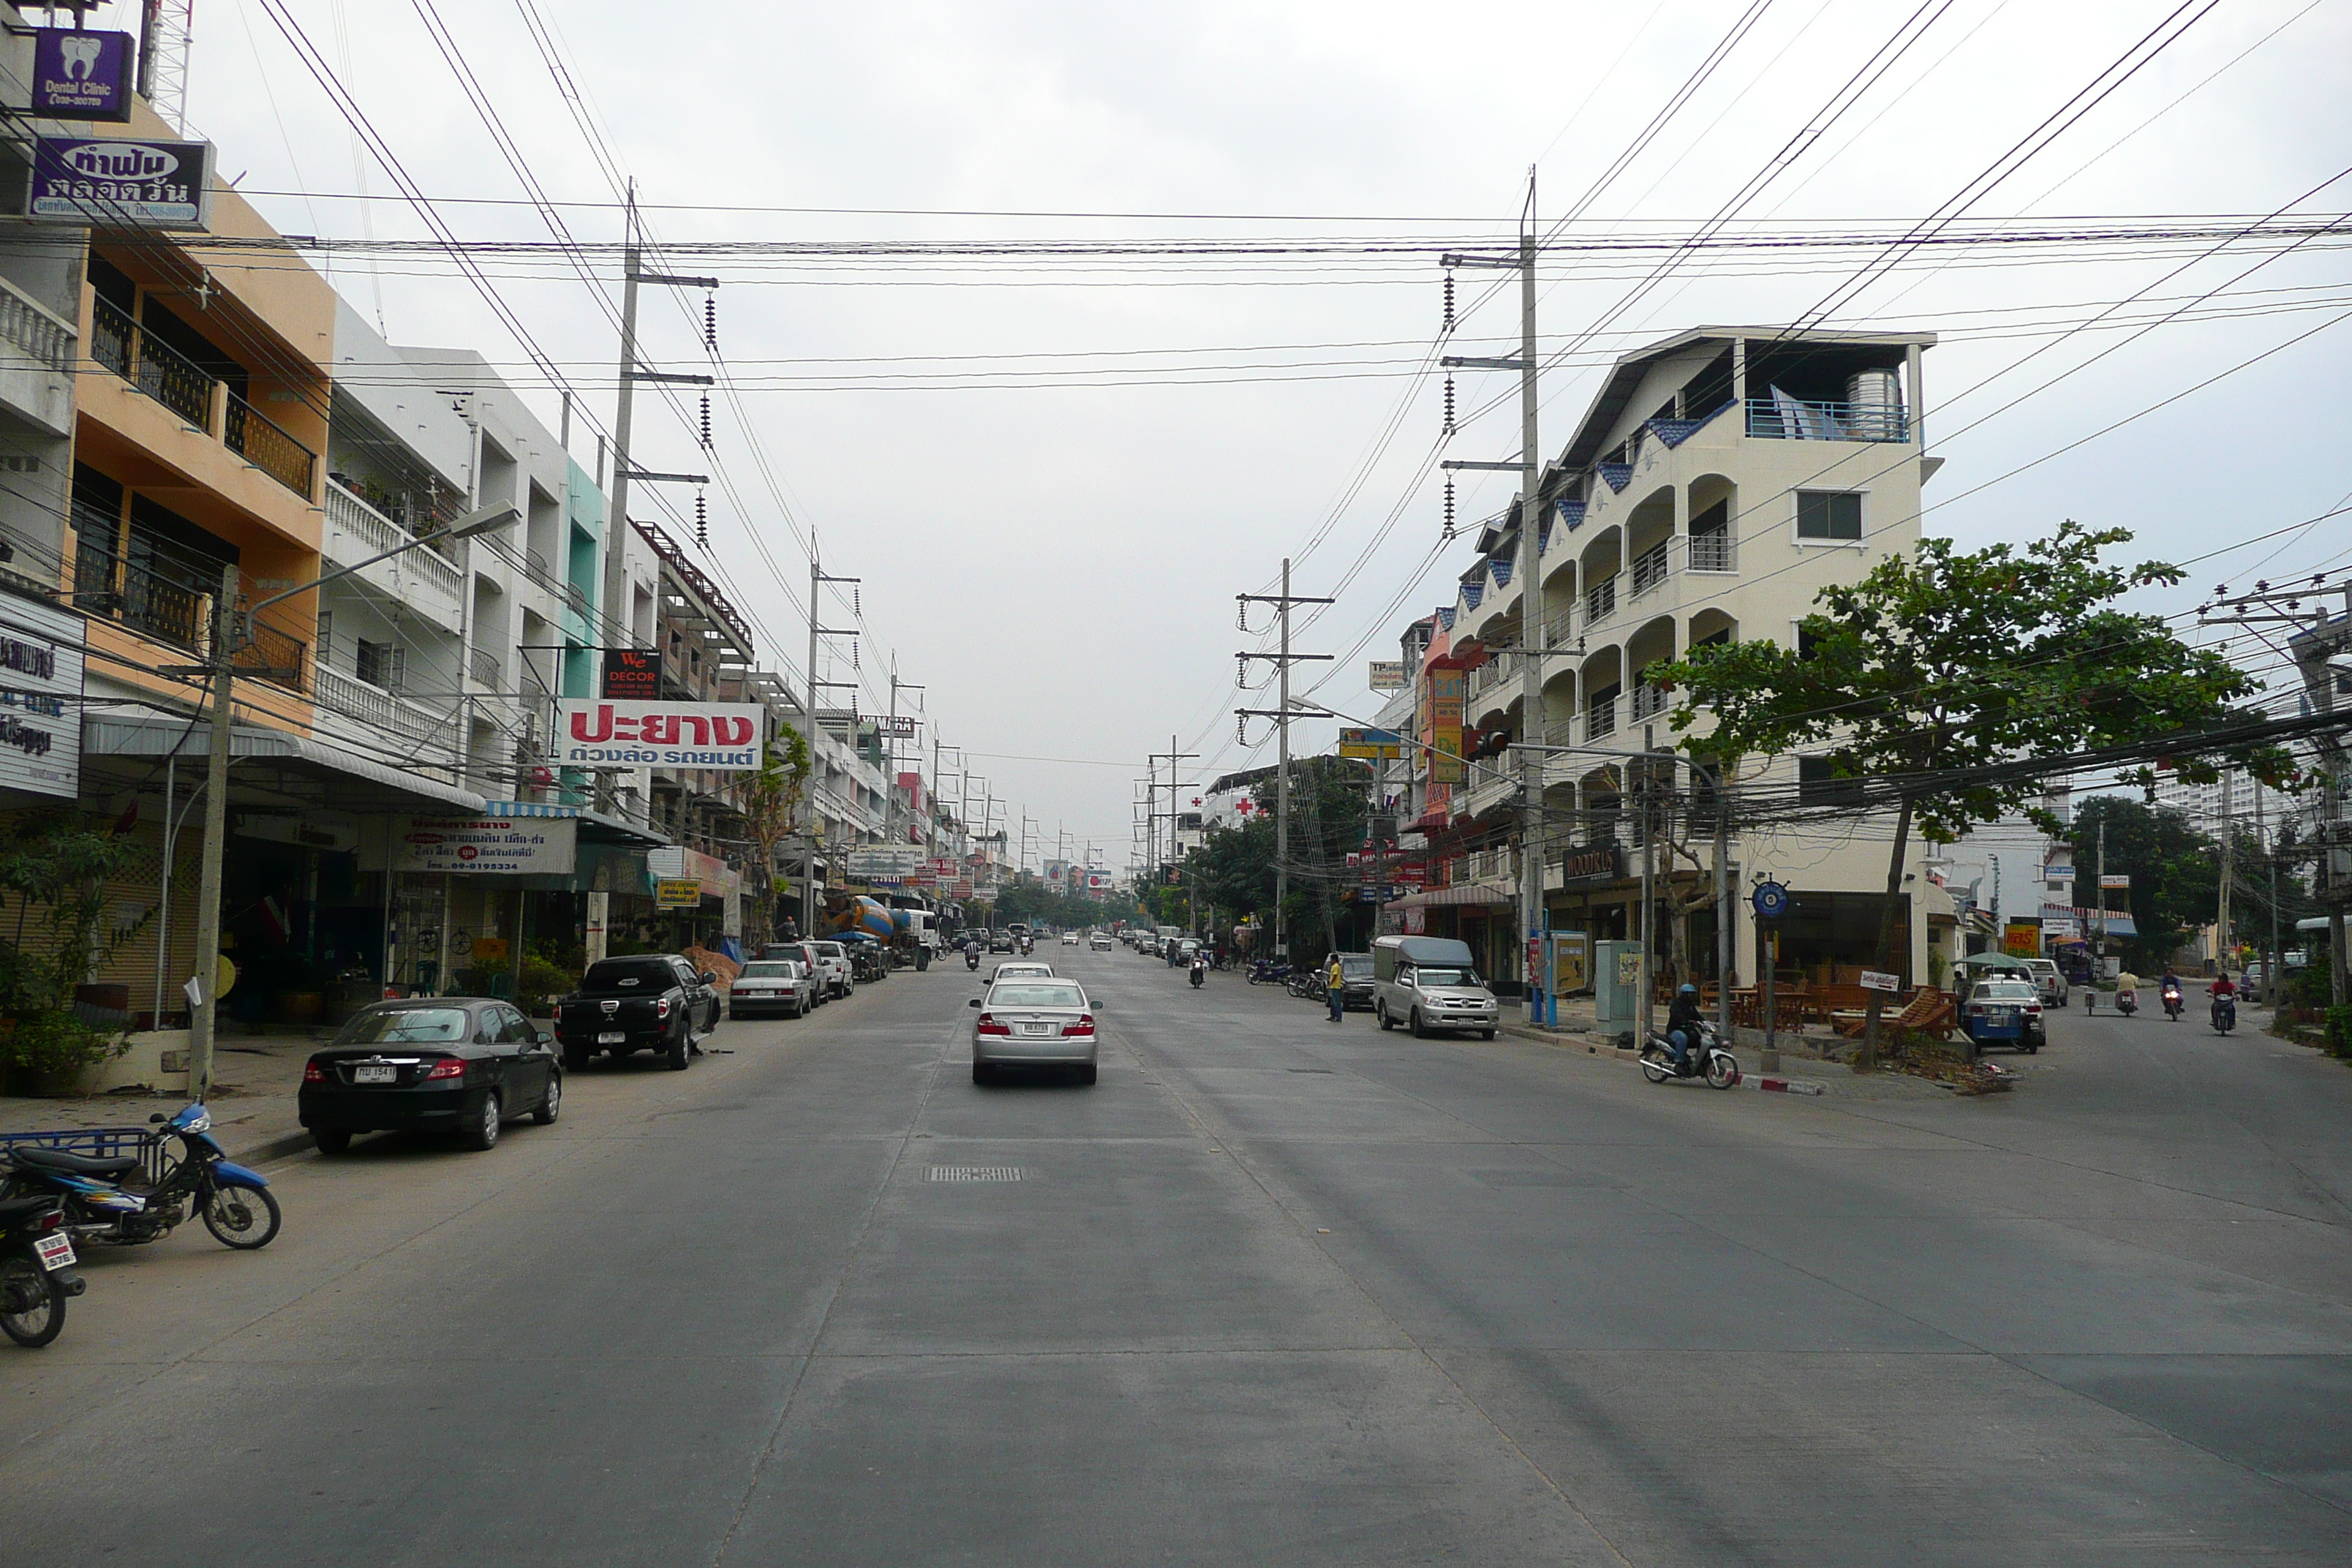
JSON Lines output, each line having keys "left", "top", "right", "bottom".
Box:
{"left": 2, "top": 947, "right": 2348, "bottom": 1566}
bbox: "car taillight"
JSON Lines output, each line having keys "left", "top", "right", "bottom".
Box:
{"left": 550, "top": 1003, "right": 564, "bottom": 1022}
{"left": 657, "top": 997, "right": 673, "bottom": 1018}
{"left": 976, "top": 1013, "right": 1011, "bottom": 1036}
{"left": 1066, "top": 1014, "right": 1096, "bottom": 1037}
{"left": 303, "top": 1060, "right": 326, "bottom": 1083}
{"left": 422, "top": 1057, "right": 465, "bottom": 1081}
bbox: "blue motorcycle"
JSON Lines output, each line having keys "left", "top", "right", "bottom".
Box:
{"left": 1, "top": 1104, "right": 279, "bottom": 1251}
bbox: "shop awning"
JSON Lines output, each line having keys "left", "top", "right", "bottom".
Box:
{"left": 1383, "top": 879, "right": 1515, "bottom": 911}
{"left": 86, "top": 715, "right": 486, "bottom": 815}
{"left": 479, "top": 799, "right": 668, "bottom": 848}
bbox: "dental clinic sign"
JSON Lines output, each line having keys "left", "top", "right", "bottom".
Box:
{"left": 30, "top": 136, "right": 211, "bottom": 228}
{"left": 555, "top": 700, "right": 764, "bottom": 771}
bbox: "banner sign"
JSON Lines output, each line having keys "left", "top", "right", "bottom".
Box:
{"left": 1368, "top": 660, "right": 1407, "bottom": 691}
{"left": 877, "top": 715, "right": 920, "bottom": 736}
{"left": 1338, "top": 728, "right": 1403, "bottom": 761}
{"left": 1087, "top": 871, "right": 1112, "bottom": 891}
{"left": 31, "top": 135, "right": 211, "bottom": 227}
{"left": 32, "top": 31, "right": 134, "bottom": 121}
{"left": 556, "top": 699, "right": 763, "bottom": 770}
{"left": 0, "top": 591, "right": 83, "bottom": 800}
{"left": 1429, "top": 667, "right": 1466, "bottom": 785}
{"left": 655, "top": 878, "right": 702, "bottom": 909}
{"left": 2002, "top": 921, "right": 2041, "bottom": 957}
{"left": 2099, "top": 874, "right": 2130, "bottom": 890}
{"left": 600, "top": 649, "right": 660, "bottom": 701}
{"left": 398, "top": 815, "right": 578, "bottom": 876}
{"left": 845, "top": 846, "right": 925, "bottom": 883}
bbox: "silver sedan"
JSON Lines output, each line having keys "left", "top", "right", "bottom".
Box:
{"left": 970, "top": 979, "right": 1097, "bottom": 1086}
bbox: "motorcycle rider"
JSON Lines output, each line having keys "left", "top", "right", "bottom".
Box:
{"left": 1665, "top": 982, "right": 1705, "bottom": 1072}
{"left": 2159, "top": 966, "right": 2183, "bottom": 1017}
{"left": 2114, "top": 968, "right": 2140, "bottom": 1015}
{"left": 2209, "top": 970, "right": 2238, "bottom": 1025}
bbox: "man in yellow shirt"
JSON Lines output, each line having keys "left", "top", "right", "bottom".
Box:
{"left": 1325, "top": 954, "right": 1346, "bottom": 1023}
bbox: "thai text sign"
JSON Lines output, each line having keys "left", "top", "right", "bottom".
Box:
{"left": 556, "top": 700, "right": 763, "bottom": 770}
{"left": 2099, "top": 874, "right": 2130, "bottom": 890}
{"left": 399, "top": 816, "right": 578, "bottom": 876}
{"left": 2003, "top": 921, "right": 2041, "bottom": 956}
{"left": 32, "top": 31, "right": 133, "bottom": 121}
{"left": 1338, "top": 728, "right": 1403, "bottom": 761}
{"left": 0, "top": 590, "right": 83, "bottom": 800}
{"left": 1859, "top": 970, "right": 1901, "bottom": 992}
{"left": 1429, "top": 668, "right": 1466, "bottom": 784}
{"left": 1368, "top": 660, "right": 1406, "bottom": 691}
{"left": 31, "top": 135, "right": 211, "bottom": 227}
{"left": 655, "top": 878, "right": 702, "bottom": 909}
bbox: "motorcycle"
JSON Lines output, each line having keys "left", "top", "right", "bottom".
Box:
{"left": 1639, "top": 1021, "right": 1741, "bottom": 1089}
{"left": 1189, "top": 957, "right": 1206, "bottom": 989}
{"left": 2212, "top": 995, "right": 2237, "bottom": 1035}
{"left": 1248, "top": 960, "right": 1291, "bottom": 986}
{"left": 0, "top": 1193, "right": 85, "bottom": 1347}
{"left": 966, "top": 948, "right": 981, "bottom": 970}
{"left": 1, "top": 1104, "right": 279, "bottom": 1251}
{"left": 2161, "top": 982, "right": 2183, "bottom": 1021}
{"left": 2116, "top": 988, "right": 2138, "bottom": 1017}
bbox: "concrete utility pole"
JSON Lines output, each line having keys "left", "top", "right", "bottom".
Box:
{"left": 804, "top": 544, "right": 860, "bottom": 941}
{"left": 1637, "top": 726, "right": 1657, "bottom": 1045}
{"left": 2218, "top": 765, "right": 2234, "bottom": 971}
{"left": 1441, "top": 170, "right": 1545, "bottom": 1021}
{"left": 888, "top": 660, "right": 923, "bottom": 848}
{"left": 186, "top": 562, "right": 237, "bottom": 1102}
{"left": 1237, "top": 561, "right": 1334, "bottom": 960}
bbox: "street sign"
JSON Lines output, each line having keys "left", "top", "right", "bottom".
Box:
{"left": 655, "top": 878, "right": 701, "bottom": 909}
{"left": 2100, "top": 874, "right": 2130, "bottom": 889}
{"left": 1859, "top": 970, "right": 1901, "bottom": 993}
{"left": 1751, "top": 881, "right": 1790, "bottom": 919}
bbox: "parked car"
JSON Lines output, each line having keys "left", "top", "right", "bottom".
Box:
{"left": 299, "top": 998, "right": 562, "bottom": 1154}
{"left": 1961, "top": 978, "right": 2046, "bottom": 1053}
{"left": 809, "top": 940, "right": 855, "bottom": 1000}
{"left": 1334, "top": 952, "right": 1376, "bottom": 1010}
{"left": 1372, "top": 935, "right": 1499, "bottom": 1039}
{"left": 2019, "top": 957, "right": 2068, "bottom": 1008}
{"left": 729, "top": 960, "right": 813, "bottom": 1019}
{"left": 764, "top": 941, "right": 826, "bottom": 1001}
{"left": 551, "top": 955, "right": 720, "bottom": 1071}
{"left": 2239, "top": 963, "right": 2267, "bottom": 1003}
{"left": 969, "top": 977, "right": 1098, "bottom": 1085}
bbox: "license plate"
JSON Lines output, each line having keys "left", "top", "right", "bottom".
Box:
{"left": 598, "top": 1030, "right": 627, "bottom": 1044}
{"left": 33, "top": 1232, "right": 74, "bottom": 1271}
{"left": 353, "top": 1063, "right": 396, "bottom": 1085}
{"left": 1020, "top": 1022, "right": 1051, "bottom": 1036}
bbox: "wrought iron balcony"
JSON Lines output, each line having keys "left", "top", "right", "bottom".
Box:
{"left": 88, "top": 297, "right": 317, "bottom": 499}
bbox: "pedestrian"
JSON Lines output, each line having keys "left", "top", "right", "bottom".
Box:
{"left": 1325, "top": 952, "right": 1346, "bottom": 1023}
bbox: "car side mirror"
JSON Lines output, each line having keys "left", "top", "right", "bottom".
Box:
{"left": 700, "top": 970, "right": 717, "bottom": 985}
{"left": 536, "top": 1030, "right": 553, "bottom": 1046}
{"left": 968, "top": 998, "right": 981, "bottom": 1008}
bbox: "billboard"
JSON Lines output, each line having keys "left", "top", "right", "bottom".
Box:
{"left": 1428, "top": 667, "right": 1466, "bottom": 784}
{"left": 600, "top": 649, "right": 660, "bottom": 701}
{"left": 0, "top": 591, "right": 84, "bottom": 800}
{"left": 32, "top": 30, "right": 133, "bottom": 121}
{"left": 1087, "top": 871, "right": 1112, "bottom": 892}
{"left": 655, "top": 878, "right": 702, "bottom": 909}
{"left": 1338, "top": 728, "right": 1403, "bottom": 761}
{"left": 2002, "top": 921, "right": 2041, "bottom": 957}
{"left": 30, "top": 135, "right": 211, "bottom": 227}
{"left": 397, "top": 816, "right": 577, "bottom": 876}
{"left": 1044, "top": 859, "right": 1069, "bottom": 886}
{"left": 1368, "top": 660, "right": 1406, "bottom": 691}
{"left": 555, "top": 700, "right": 763, "bottom": 770}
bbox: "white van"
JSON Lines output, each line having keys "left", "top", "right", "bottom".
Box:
{"left": 1372, "top": 935, "right": 1499, "bottom": 1039}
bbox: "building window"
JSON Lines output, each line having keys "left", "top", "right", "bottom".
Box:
{"left": 1795, "top": 490, "right": 1862, "bottom": 541}
{"left": 1798, "top": 756, "right": 1866, "bottom": 807}
{"left": 356, "top": 639, "right": 403, "bottom": 690}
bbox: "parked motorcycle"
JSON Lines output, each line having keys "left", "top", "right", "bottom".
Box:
{"left": 2, "top": 1104, "right": 279, "bottom": 1251}
{"left": 0, "top": 1194, "right": 85, "bottom": 1348}
{"left": 1248, "top": 960, "right": 1292, "bottom": 987}
{"left": 1189, "top": 957, "right": 1206, "bottom": 989}
{"left": 2161, "top": 981, "right": 2183, "bottom": 1021}
{"left": 2212, "top": 995, "right": 2237, "bottom": 1035}
{"left": 1639, "top": 1021, "right": 1741, "bottom": 1089}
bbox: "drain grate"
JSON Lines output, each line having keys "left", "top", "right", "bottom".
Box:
{"left": 928, "top": 1166, "right": 1022, "bottom": 1182}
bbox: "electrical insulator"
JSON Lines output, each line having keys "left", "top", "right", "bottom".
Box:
{"left": 704, "top": 293, "right": 717, "bottom": 352}
{"left": 851, "top": 639, "right": 859, "bottom": 671}
{"left": 700, "top": 392, "right": 712, "bottom": 450}
{"left": 695, "top": 490, "right": 708, "bottom": 549}
{"left": 1237, "top": 715, "right": 1248, "bottom": 747}
{"left": 1442, "top": 268, "right": 1455, "bottom": 335}
{"left": 852, "top": 586, "right": 861, "bottom": 615}
{"left": 1443, "top": 375, "right": 1455, "bottom": 437}
{"left": 1443, "top": 476, "right": 1455, "bottom": 541}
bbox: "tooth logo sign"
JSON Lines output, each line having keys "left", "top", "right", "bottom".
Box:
{"left": 61, "top": 143, "right": 178, "bottom": 181}
{"left": 58, "top": 34, "right": 105, "bottom": 80}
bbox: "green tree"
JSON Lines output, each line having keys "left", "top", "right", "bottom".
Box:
{"left": 1660, "top": 521, "right": 2271, "bottom": 1064}
{"left": 2065, "top": 796, "right": 2227, "bottom": 971}
{"left": 739, "top": 726, "right": 811, "bottom": 950}
{"left": 0, "top": 813, "right": 151, "bottom": 1077}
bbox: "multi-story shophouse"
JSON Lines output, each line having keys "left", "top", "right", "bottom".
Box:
{"left": 1390, "top": 327, "right": 1955, "bottom": 995}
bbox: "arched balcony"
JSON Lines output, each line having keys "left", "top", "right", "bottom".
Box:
{"left": 1688, "top": 473, "right": 1737, "bottom": 575}
{"left": 1624, "top": 615, "right": 1678, "bottom": 728}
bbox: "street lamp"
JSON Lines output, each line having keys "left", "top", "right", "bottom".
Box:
{"left": 184, "top": 504, "right": 516, "bottom": 1100}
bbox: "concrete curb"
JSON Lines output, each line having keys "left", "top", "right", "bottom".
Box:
{"left": 230, "top": 1128, "right": 320, "bottom": 1167}
{"left": 1751, "top": 1076, "right": 1828, "bottom": 1096}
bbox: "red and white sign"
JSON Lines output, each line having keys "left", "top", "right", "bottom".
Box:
{"left": 554, "top": 700, "right": 764, "bottom": 771}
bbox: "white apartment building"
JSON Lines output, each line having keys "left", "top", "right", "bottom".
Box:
{"left": 1395, "top": 327, "right": 1952, "bottom": 992}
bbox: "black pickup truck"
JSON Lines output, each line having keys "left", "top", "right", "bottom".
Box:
{"left": 551, "top": 954, "right": 721, "bottom": 1071}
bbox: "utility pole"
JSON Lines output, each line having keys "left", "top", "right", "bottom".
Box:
{"left": 1441, "top": 170, "right": 1545, "bottom": 1021}
{"left": 804, "top": 545, "right": 859, "bottom": 941}
{"left": 1147, "top": 738, "right": 1199, "bottom": 921}
{"left": 1637, "top": 727, "right": 1657, "bottom": 1045}
{"left": 2218, "top": 765, "right": 2234, "bottom": 973}
{"left": 600, "top": 184, "right": 717, "bottom": 677}
{"left": 888, "top": 659, "right": 924, "bottom": 852}
{"left": 2097, "top": 820, "right": 2108, "bottom": 980}
{"left": 186, "top": 562, "right": 237, "bottom": 1102}
{"left": 1237, "top": 560, "right": 1334, "bottom": 960}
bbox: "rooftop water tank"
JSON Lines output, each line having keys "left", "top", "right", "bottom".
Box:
{"left": 1846, "top": 368, "right": 1904, "bottom": 440}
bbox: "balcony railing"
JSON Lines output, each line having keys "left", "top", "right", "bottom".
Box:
{"left": 232, "top": 619, "right": 306, "bottom": 692}
{"left": 1745, "top": 396, "right": 1908, "bottom": 442}
{"left": 0, "top": 276, "right": 75, "bottom": 372}
{"left": 1630, "top": 539, "right": 1670, "bottom": 598}
{"left": 1586, "top": 692, "right": 1618, "bottom": 741}
{"left": 1629, "top": 682, "right": 1671, "bottom": 723}
{"left": 225, "top": 391, "right": 316, "bottom": 498}
{"left": 316, "top": 663, "right": 452, "bottom": 754}
{"left": 469, "top": 647, "right": 502, "bottom": 690}
{"left": 1689, "top": 529, "right": 1735, "bottom": 573}
{"left": 1584, "top": 576, "right": 1617, "bottom": 627}
{"left": 324, "top": 479, "right": 464, "bottom": 600}
{"left": 74, "top": 542, "right": 206, "bottom": 649}
{"left": 88, "top": 297, "right": 317, "bottom": 499}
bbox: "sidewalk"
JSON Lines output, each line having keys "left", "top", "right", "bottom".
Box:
{"left": 0, "top": 1030, "right": 317, "bottom": 1166}
{"left": 1491, "top": 1003, "right": 1956, "bottom": 1101}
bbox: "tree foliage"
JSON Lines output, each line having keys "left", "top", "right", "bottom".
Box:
{"left": 1659, "top": 521, "right": 2272, "bottom": 1061}
{"left": 739, "top": 726, "right": 812, "bottom": 949}
{"left": 2063, "top": 796, "right": 2220, "bottom": 970}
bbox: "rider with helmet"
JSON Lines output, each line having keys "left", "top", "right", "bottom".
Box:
{"left": 1666, "top": 982, "right": 1705, "bottom": 1071}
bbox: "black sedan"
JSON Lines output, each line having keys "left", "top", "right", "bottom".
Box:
{"left": 299, "top": 998, "right": 562, "bottom": 1155}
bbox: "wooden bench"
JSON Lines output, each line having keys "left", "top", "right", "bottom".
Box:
{"left": 1831, "top": 989, "right": 1955, "bottom": 1041}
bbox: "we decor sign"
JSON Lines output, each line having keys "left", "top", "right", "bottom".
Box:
{"left": 555, "top": 700, "right": 764, "bottom": 771}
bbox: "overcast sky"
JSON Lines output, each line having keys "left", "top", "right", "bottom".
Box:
{"left": 145, "top": 0, "right": 2352, "bottom": 866}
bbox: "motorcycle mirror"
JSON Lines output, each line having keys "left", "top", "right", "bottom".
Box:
{"left": 148, "top": 1112, "right": 167, "bottom": 1124}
